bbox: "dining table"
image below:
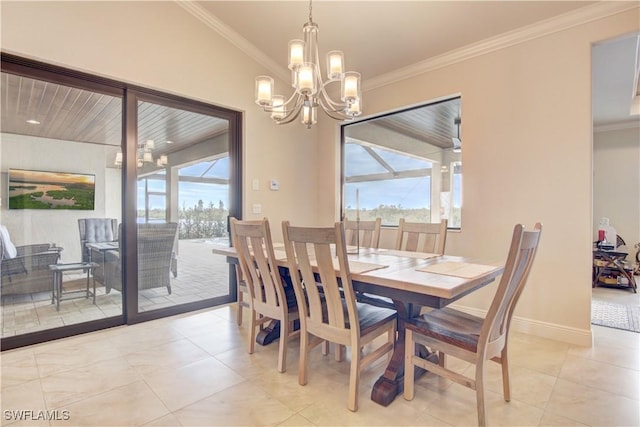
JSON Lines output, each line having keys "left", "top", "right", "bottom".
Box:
{"left": 211, "top": 244, "right": 504, "bottom": 406}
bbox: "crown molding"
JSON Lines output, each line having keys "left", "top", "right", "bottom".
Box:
{"left": 179, "top": 1, "right": 638, "bottom": 92}
{"left": 176, "top": 1, "right": 290, "bottom": 82}
{"left": 594, "top": 118, "right": 640, "bottom": 132}
{"left": 364, "top": 2, "right": 639, "bottom": 91}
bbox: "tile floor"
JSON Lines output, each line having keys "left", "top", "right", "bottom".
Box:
{"left": 2, "top": 291, "right": 639, "bottom": 427}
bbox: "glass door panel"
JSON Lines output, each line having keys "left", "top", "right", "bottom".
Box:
{"left": 0, "top": 71, "right": 123, "bottom": 338}
{"left": 136, "top": 100, "right": 231, "bottom": 312}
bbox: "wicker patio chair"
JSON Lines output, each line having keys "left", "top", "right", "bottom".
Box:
{"left": 1, "top": 225, "right": 62, "bottom": 296}
{"left": 104, "top": 222, "right": 178, "bottom": 294}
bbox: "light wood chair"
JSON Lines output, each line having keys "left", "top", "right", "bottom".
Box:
{"left": 395, "top": 218, "right": 448, "bottom": 254}
{"left": 231, "top": 218, "right": 299, "bottom": 373}
{"left": 343, "top": 218, "right": 381, "bottom": 248}
{"left": 403, "top": 223, "right": 542, "bottom": 426}
{"left": 234, "top": 265, "right": 250, "bottom": 326}
{"left": 282, "top": 221, "right": 397, "bottom": 412}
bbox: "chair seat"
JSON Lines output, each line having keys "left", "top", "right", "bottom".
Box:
{"left": 355, "top": 301, "right": 397, "bottom": 335}
{"left": 323, "top": 297, "right": 396, "bottom": 333}
{"left": 405, "top": 307, "right": 482, "bottom": 353}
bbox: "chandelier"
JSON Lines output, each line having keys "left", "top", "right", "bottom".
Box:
{"left": 254, "top": 0, "right": 362, "bottom": 128}
{"left": 114, "top": 140, "right": 167, "bottom": 168}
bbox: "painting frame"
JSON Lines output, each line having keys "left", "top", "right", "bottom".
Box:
{"left": 8, "top": 168, "right": 95, "bottom": 210}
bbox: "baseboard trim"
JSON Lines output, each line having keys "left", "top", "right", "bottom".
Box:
{"left": 450, "top": 304, "right": 593, "bottom": 347}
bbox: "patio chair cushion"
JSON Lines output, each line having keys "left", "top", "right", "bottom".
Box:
{"left": 0, "top": 225, "right": 18, "bottom": 259}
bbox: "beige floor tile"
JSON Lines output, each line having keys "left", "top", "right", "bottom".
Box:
{"left": 276, "top": 413, "right": 317, "bottom": 427}
{"left": 0, "top": 379, "right": 48, "bottom": 426}
{"left": 567, "top": 340, "right": 640, "bottom": 371}
{"left": 143, "top": 357, "right": 246, "bottom": 411}
{"left": 4, "top": 299, "right": 640, "bottom": 427}
{"left": 299, "top": 390, "right": 449, "bottom": 426}
{"left": 558, "top": 354, "right": 640, "bottom": 400}
{"left": 122, "top": 338, "right": 210, "bottom": 376}
{"left": 32, "top": 333, "right": 124, "bottom": 378}
{"left": 49, "top": 380, "right": 170, "bottom": 427}
{"left": 508, "top": 333, "right": 570, "bottom": 376}
{"left": 480, "top": 362, "right": 558, "bottom": 409}
{"left": 141, "top": 413, "right": 183, "bottom": 426}
{"left": 184, "top": 323, "right": 246, "bottom": 357}
{"left": 538, "top": 412, "right": 588, "bottom": 426}
{"left": 545, "top": 378, "right": 640, "bottom": 427}
{"left": 104, "top": 321, "right": 186, "bottom": 355}
{"left": 1, "top": 348, "right": 39, "bottom": 388}
{"left": 173, "top": 381, "right": 295, "bottom": 426}
{"left": 40, "top": 356, "right": 143, "bottom": 409}
{"left": 402, "top": 380, "right": 544, "bottom": 427}
{"left": 591, "top": 324, "right": 640, "bottom": 350}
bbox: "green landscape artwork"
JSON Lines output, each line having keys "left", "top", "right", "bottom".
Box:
{"left": 8, "top": 169, "right": 95, "bottom": 210}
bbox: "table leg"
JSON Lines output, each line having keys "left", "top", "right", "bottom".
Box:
{"left": 56, "top": 272, "right": 61, "bottom": 312}
{"left": 92, "top": 270, "right": 97, "bottom": 304}
{"left": 370, "top": 302, "right": 434, "bottom": 406}
{"left": 51, "top": 273, "right": 56, "bottom": 305}
{"left": 85, "top": 268, "right": 90, "bottom": 299}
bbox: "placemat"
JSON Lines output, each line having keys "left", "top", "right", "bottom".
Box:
{"left": 417, "top": 261, "right": 497, "bottom": 278}
{"left": 376, "top": 249, "right": 440, "bottom": 259}
{"left": 346, "top": 260, "right": 388, "bottom": 274}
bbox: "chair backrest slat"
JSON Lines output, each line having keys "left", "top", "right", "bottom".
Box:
{"left": 344, "top": 218, "right": 381, "bottom": 248}
{"left": 231, "top": 218, "right": 286, "bottom": 312}
{"left": 396, "top": 219, "right": 447, "bottom": 254}
{"left": 283, "top": 221, "right": 357, "bottom": 340}
{"left": 480, "top": 223, "right": 542, "bottom": 357}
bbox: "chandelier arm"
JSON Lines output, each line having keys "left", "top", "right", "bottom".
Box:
{"left": 261, "top": 92, "right": 301, "bottom": 112}
{"left": 275, "top": 106, "right": 303, "bottom": 125}
{"left": 273, "top": 97, "right": 304, "bottom": 124}
{"left": 318, "top": 84, "right": 348, "bottom": 110}
{"left": 317, "top": 97, "right": 351, "bottom": 120}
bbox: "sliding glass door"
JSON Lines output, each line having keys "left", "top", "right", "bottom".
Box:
{"left": 1, "top": 55, "right": 242, "bottom": 349}
{"left": 0, "top": 68, "right": 124, "bottom": 343}
{"left": 133, "top": 97, "right": 235, "bottom": 313}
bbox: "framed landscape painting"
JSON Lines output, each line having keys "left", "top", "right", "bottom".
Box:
{"left": 8, "top": 169, "right": 95, "bottom": 210}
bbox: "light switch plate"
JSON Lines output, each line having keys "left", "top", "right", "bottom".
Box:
{"left": 270, "top": 179, "right": 279, "bottom": 190}
{"left": 252, "top": 179, "right": 259, "bottom": 191}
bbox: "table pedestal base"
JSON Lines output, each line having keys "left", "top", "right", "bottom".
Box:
{"left": 256, "top": 320, "right": 280, "bottom": 345}
{"left": 371, "top": 342, "right": 435, "bottom": 406}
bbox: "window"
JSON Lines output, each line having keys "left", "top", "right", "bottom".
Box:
{"left": 342, "top": 97, "right": 462, "bottom": 228}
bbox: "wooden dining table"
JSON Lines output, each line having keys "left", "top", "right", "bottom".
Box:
{"left": 212, "top": 244, "right": 504, "bottom": 406}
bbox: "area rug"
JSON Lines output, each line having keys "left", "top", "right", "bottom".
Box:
{"left": 591, "top": 300, "right": 640, "bottom": 333}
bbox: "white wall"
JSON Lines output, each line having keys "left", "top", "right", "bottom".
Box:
{"left": 0, "top": 134, "right": 118, "bottom": 263}
{"left": 317, "top": 8, "right": 640, "bottom": 345}
{"left": 594, "top": 126, "right": 640, "bottom": 252}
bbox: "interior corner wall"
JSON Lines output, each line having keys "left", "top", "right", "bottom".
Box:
{"left": 0, "top": 134, "right": 114, "bottom": 263}
{"left": 316, "top": 8, "right": 640, "bottom": 346}
{"left": 593, "top": 126, "right": 640, "bottom": 251}
{"left": 0, "top": 1, "right": 321, "bottom": 243}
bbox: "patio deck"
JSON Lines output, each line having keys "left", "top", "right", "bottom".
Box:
{"left": 1, "top": 239, "right": 231, "bottom": 338}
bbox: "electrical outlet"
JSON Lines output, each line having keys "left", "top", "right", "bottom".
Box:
{"left": 252, "top": 203, "right": 262, "bottom": 214}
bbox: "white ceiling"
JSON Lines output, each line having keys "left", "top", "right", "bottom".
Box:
{"left": 187, "top": 0, "right": 640, "bottom": 128}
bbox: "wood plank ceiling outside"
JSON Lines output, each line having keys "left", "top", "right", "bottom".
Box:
{"left": 0, "top": 73, "right": 228, "bottom": 160}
